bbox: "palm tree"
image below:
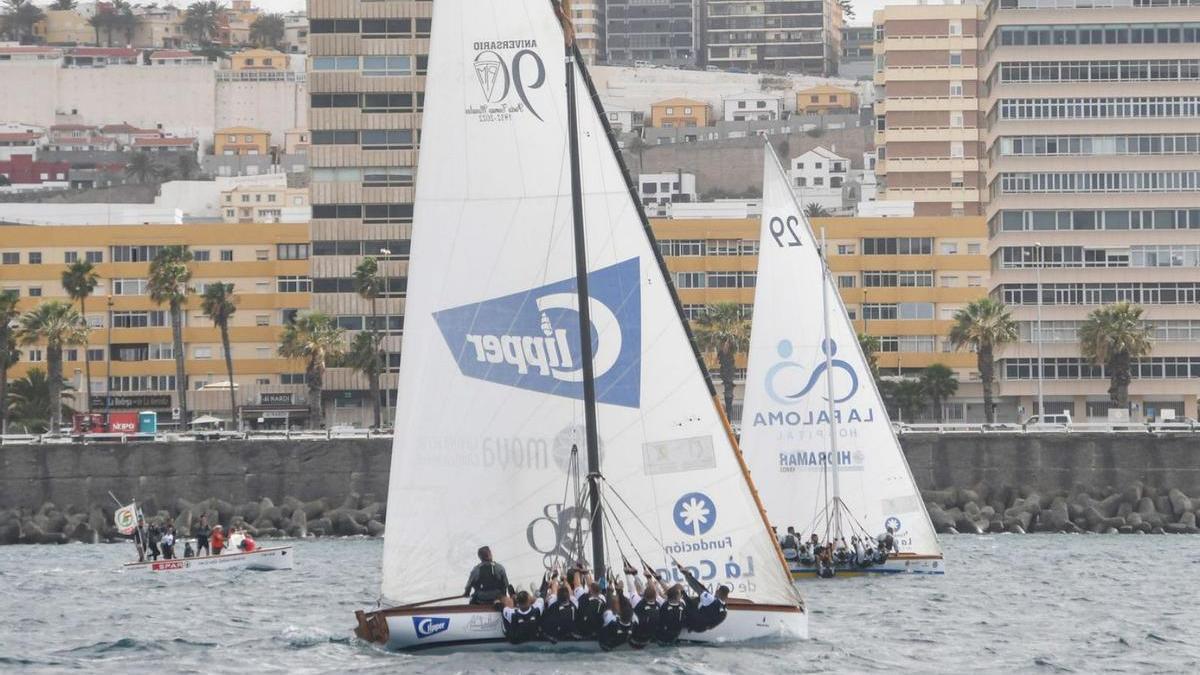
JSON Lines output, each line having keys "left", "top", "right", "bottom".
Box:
{"left": 112, "top": 0, "right": 137, "bottom": 45}
{"left": 1078, "top": 302, "right": 1152, "bottom": 410}
{"left": 804, "top": 202, "right": 831, "bottom": 218}
{"left": 88, "top": 9, "right": 112, "bottom": 46}
{"left": 1, "top": 0, "right": 46, "bottom": 41}
{"left": 125, "top": 151, "right": 157, "bottom": 184}
{"left": 249, "top": 12, "right": 285, "bottom": 48}
{"left": 693, "top": 302, "right": 750, "bottom": 417}
{"left": 16, "top": 301, "right": 89, "bottom": 434}
{"left": 177, "top": 153, "right": 200, "bottom": 179}
{"left": 183, "top": 1, "right": 224, "bottom": 44}
{"left": 147, "top": 245, "right": 193, "bottom": 427}
{"left": 5, "top": 369, "right": 74, "bottom": 434}
{"left": 344, "top": 332, "right": 384, "bottom": 430}
{"left": 949, "top": 298, "right": 1017, "bottom": 423}
{"left": 920, "top": 363, "right": 958, "bottom": 423}
{"left": 50, "top": 0, "right": 76, "bottom": 9}
{"left": 278, "top": 312, "right": 345, "bottom": 429}
{"left": 60, "top": 260, "right": 99, "bottom": 415}
{"left": 893, "top": 379, "right": 926, "bottom": 422}
{"left": 624, "top": 134, "right": 647, "bottom": 171}
{"left": 0, "top": 292, "right": 21, "bottom": 434}
{"left": 352, "top": 256, "right": 384, "bottom": 428}
{"left": 200, "top": 282, "right": 238, "bottom": 429}
{"left": 857, "top": 331, "right": 880, "bottom": 379}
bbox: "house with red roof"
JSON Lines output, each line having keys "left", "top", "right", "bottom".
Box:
{"left": 64, "top": 47, "right": 140, "bottom": 68}
{"left": 0, "top": 123, "right": 46, "bottom": 161}
{"left": 0, "top": 155, "right": 70, "bottom": 187}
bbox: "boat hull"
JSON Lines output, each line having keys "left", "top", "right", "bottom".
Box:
{"left": 787, "top": 552, "right": 944, "bottom": 579}
{"left": 122, "top": 546, "right": 294, "bottom": 573}
{"left": 355, "top": 601, "right": 807, "bottom": 652}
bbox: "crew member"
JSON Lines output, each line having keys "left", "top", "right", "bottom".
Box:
{"left": 193, "top": 513, "right": 212, "bottom": 556}
{"left": 655, "top": 583, "right": 688, "bottom": 645}
{"left": 210, "top": 524, "right": 226, "bottom": 555}
{"left": 132, "top": 515, "right": 147, "bottom": 562}
{"left": 539, "top": 576, "right": 578, "bottom": 643}
{"left": 500, "top": 590, "right": 544, "bottom": 644}
{"left": 597, "top": 590, "right": 636, "bottom": 650}
{"left": 573, "top": 576, "right": 607, "bottom": 639}
{"left": 464, "top": 546, "right": 509, "bottom": 605}
{"left": 878, "top": 526, "right": 899, "bottom": 554}
{"left": 676, "top": 562, "right": 729, "bottom": 633}
{"left": 624, "top": 565, "right": 662, "bottom": 649}
{"left": 238, "top": 530, "right": 257, "bottom": 553}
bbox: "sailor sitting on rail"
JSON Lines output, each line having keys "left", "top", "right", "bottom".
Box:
{"left": 877, "top": 526, "right": 900, "bottom": 554}
{"left": 500, "top": 589, "right": 544, "bottom": 644}
{"left": 674, "top": 562, "right": 729, "bottom": 633}
{"left": 464, "top": 545, "right": 509, "bottom": 605}
{"left": 623, "top": 563, "right": 663, "bottom": 649}
{"left": 597, "top": 586, "right": 636, "bottom": 651}
{"left": 539, "top": 570, "right": 579, "bottom": 643}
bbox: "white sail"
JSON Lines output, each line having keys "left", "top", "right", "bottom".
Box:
{"left": 380, "top": 0, "right": 801, "bottom": 611}
{"left": 739, "top": 148, "right": 942, "bottom": 557}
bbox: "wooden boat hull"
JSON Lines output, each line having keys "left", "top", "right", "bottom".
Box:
{"left": 122, "top": 546, "right": 294, "bottom": 573}
{"left": 787, "top": 552, "right": 944, "bottom": 579}
{"left": 355, "top": 601, "right": 807, "bottom": 652}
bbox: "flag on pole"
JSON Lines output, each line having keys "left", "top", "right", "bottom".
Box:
{"left": 114, "top": 502, "right": 138, "bottom": 535}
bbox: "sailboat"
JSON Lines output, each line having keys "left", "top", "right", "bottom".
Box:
{"left": 738, "top": 146, "right": 944, "bottom": 578}
{"left": 351, "top": 0, "right": 806, "bottom": 651}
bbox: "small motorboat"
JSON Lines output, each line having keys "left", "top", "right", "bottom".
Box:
{"left": 122, "top": 545, "right": 294, "bottom": 573}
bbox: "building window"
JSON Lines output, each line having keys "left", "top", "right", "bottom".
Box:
{"left": 220, "top": 250, "right": 233, "bottom": 261}
{"left": 28, "top": 287, "right": 42, "bottom": 297}
{"left": 256, "top": 314, "right": 269, "bottom": 326}
{"left": 86, "top": 251, "right": 103, "bottom": 263}
{"left": 64, "top": 251, "right": 78, "bottom": 263}
{"left": 838, "top": 275, "right": 856, "bottom": 288}
{"left": 1, "top": 253, "right": 17, "bottom": 265}
{"left": 28, "top": 252, "right": 42, "bottom": 264}
{"left": 192, "top": 250, "right": 211, "bottom": 261}
{"left": 256, "top": 249, "right": 269, "bottom": 261}
{"left": 276, "top": 243, "right": 309, "bottom": 260}
{"left": 277, "top": 276, "right": 312, "bottom": 293}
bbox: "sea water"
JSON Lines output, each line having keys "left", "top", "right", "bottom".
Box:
{"left": 1, "top": 536, "right": 1197, "bottom": 673}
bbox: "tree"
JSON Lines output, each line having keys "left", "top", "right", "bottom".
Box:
{"left": 50, "top": 0, "right": 76, "bottom": 10}
{"left": 125, "top": 151, "right": 158, "bottom": 184}
{"left": 804, "top": 202, "right": 831, "bottom": 218}
{"left": 1, "top": 0, "right": 46, "bottom": 42}
{"left": 857, "top": 331, "right": 880, "bottom": 379}
{"left": 1078, "top": 302, "right": 1152, "bottom": 410}
{"left": 0, "top": 292, "right": 20, "bottom": 434}
{"left": 344, "top": 332, "right": 384, "bottom": 430}
{"left": 88, "top": 9, "right": 112, "bottom": 46}
{"left": 837, "top": 0, "right": 855, "bottom": 20}
{"left": 200, "top": 282, "right": 238, "bottom": 429}
{"left": 624, "top": 134, "right": 647, "bottom": 172}
{"left": 919, "top": 363, "right": 958, "bottom": 423}
{"left": 148, "top": 245, "right": 193, "bottom": 427}
{"left": 112, "top": 0, "right": 137, "bottom": 45}
{"left": 184, "top": 1, "right": 224, "bottom": 44}
{"left": 949, "top": 298, "right": 1017, "bottom": 423}
{"left": 16, "top": 301, "right": 88, "bottom": 433}
{"left": 693, "top": 302, "right": 750, "bottom": 418}
{"left": 893, "top": 379, "right": 926, "bottom": 422}
{"left": 5, "top": 369, "right": 74, "bottom": 434}
{"left": 278, "top": 312, "right": 344, "bottom": 429}
{"left": 60, "top": 260, "right": 99, "bottom": 415}
{"left": 177, "top": 153, "right": 200, "bottom": 179}
{"left": 249, "top": 12, "right": 284, "bottom": 48}
{"left": 352, "top": 256, "right": 384, "bottom": 429}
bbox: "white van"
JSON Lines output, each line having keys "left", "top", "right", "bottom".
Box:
{"left": 1022, "top": 413, "right": 1072, "bottom": 429}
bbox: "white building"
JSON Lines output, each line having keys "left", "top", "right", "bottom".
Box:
{"left": 0, "top": 122, "right": 45, "bottom": 161}
{"left": 789, "top": 147, "right": 849, "bottom": 211}
{"left": 604, "top": 109, "right": 644, "bottom": 134}
{"left": 637, "top": 171, "right": 698, "bottom": 217}
{"left": 722, "top": 93, "right": 784, "bottom": 122}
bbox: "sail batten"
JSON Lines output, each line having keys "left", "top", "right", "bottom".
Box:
{"left": 740, "top": 147, "right": 942, "bottom": 557}
{"left": 380, "top": 0, "right": 801, "bottom": 610}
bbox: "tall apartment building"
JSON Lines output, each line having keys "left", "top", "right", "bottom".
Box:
{"left": 0, "top": 224, "right": 313, "bottom": 430}
{"left": 605, "top": 0, "right": 698, "bottom": 66}
{"left": 983, "top": 0, "right": 1200, "bottom": 421}
{"left": 873, "top": 2, "right": 984, "bottom": 217}
{"left": 574, "top": 2, "right": 605, "bottom": 64}
{"left": 875, "top": 0, "right": 1200, "bottom": 420}
{"left": 704, "top": 0, "right": 844, "bottom": 75}
{"left": 307, "top": 0, "right": 431, "bottom": 423}
{"left": 653, "top": 215, "right": 989, "bottom": 421}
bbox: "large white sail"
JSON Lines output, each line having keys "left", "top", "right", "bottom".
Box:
{"left": 380, "top": 0, "right": 801, "bottom": 610}
{"left": 739, "top": 148, "right": 942, "bottom": 557}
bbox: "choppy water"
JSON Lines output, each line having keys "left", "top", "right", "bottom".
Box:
{"left": 1, "top": 536, "right": 1197, "bottom": 673}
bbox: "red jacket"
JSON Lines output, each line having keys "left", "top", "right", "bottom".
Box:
{"left": 211, "top": 530, "right": 225, "bottom": 552}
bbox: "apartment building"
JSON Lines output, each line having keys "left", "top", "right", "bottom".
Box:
{"left": 0, "top": 224, "right": 314, "bottom": 430}
{"left": 307, "top": 0, "right": 430, "bottom": 421}
{"left": 652, "top": 215, "right": 989, "bottom": 420}
{"left": 221, "top": 183, "right": 309, "bottom": 223}
{"left": 571, "top": 1, "right": 604, "bottom": 64}
{"left": 704, "top": 0, "right": 844, "bottom": 75}
{"left": 605, "top": 0, "right": 698, "bottom": 66}
{"left": 982, "top": 0, "right": 1200, "bottom": 421}
{"left": 649, "top": 97, "right": 712, "bottom": 128}
{"left": 873, "top": 2, "right": 983, "bottom": 218}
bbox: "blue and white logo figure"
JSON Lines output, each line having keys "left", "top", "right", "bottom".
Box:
{"left": 673, "top": 492, "right": 717, "bottom": 536}
{"left": 885, "top": 516, "right": 902, "bottom": 532}
{"left": 433, "top": 258, "right": 641, "bottom": 407}
{"left": 765, "top": 338, "right": 859, "bottom": 406}
{"left": 412, "top": 616, "right": 450, "bottom": 639}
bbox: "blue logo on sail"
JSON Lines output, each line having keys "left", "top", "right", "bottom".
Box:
{"left": 673, "top": 492, "right": 717, "bottom": 536}
{"left": 765, "top": 338, "right": 858, "bottom": 406}
{"left": 433, "top": 258, "right": 641, "bottom": 408}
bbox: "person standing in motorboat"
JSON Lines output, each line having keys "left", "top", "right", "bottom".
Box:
{"left": 132, "top": 515, "right": 147, "bottom": 562}
{"left": 193, "top": 513, "right": 212, "bottom": 556}
{"left": 160, "top": 520, "right": 176, "bottom": 560}
{"left": 464, "top": 546, "right": 509, "bottom": 605}
{"left": 145, "top": 519, "right": 162, "bottom": 561}
{"left": 675, "top": 562, "right": 729, "bottom": 633}
{"left": 210, "top": 524, "right": 226, "bottom": 555}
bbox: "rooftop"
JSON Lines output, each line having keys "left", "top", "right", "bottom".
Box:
{"left": 133, "top": 137, "right": 197, "bottom": 147}
{"left": 652, "top": 97, "right": 709, "bottom": 107}
{"left": 68, "top": 47, "right": 139, "bottom": 58}
{"left": 149, "top": 50, "right": 197, "bottom": 59}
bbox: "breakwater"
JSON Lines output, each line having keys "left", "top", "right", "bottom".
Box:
{"left": 3, "top": 433, "right": 1200, "bottom": 543}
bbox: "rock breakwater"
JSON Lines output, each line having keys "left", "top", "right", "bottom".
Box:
{"left": 0, "top": 493, "right": 387, "bottom": 545}
{"left": 924, "top": 482, "right": 1200, "bottom": 535}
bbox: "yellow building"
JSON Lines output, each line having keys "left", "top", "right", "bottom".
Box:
{"left": 32, "top": 10, "right": 94, "bottom": 46}
{"left": 230, "top": 48, "right": 288, "bottom": 71}
{"left": 0, "top": 223, "right": 314, "bottom": 430}
{"left": 214, "top": 126, "right": 271, "bottom": 156}
{"left": 794, "top": 85, "right": 859, "bottom": 114}
{"left": 651, "top": 215, "right": 991, "bottom": 421}
{"left": 648, "top": 97, "right": 711, "bottom": 129}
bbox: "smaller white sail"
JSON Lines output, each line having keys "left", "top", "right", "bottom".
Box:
{"left": 739, "top": 147, "right": 941, "bottom": 557}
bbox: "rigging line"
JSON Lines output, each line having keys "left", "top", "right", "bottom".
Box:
{"left": 597, "top": 477, "right": 681, "bottom": 566}
{"left": 598, "top": 482, "right": 651, "bottom": 567}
